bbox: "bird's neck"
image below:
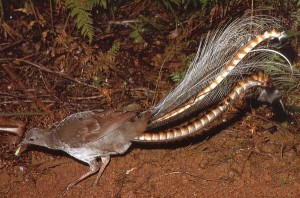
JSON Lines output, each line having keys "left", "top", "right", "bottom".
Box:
{"left": 40, "top": 132, "right": 59, "bottom": 149}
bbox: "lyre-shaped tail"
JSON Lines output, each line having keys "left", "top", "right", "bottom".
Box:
{"left": 134, "top": 72, "right": 269, "bottom": 142}
{"left": 146, "top": 16, "right": 292, "bottom": 130}
{"left": 149, "top": 30, "right": 285, "bottom": 129}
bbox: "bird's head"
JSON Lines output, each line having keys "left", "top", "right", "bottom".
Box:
{"left": 15, "top": 128, "right": 52, "bottom": 156}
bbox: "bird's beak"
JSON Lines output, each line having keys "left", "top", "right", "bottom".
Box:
{"left": 15, "top": 143, "right": 28, "bottom": 156}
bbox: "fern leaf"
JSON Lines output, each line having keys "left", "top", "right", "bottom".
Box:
{"left": 66, "top": 0, "right": 94, "bottom": 42}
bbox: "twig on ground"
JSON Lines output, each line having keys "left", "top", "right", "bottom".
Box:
{"left": 1, "top": 64, "right": 51, "bottom": 113}
{"left": 247, "top": 113, "right": 293, "bottom": 134}
{"left": 15, "top": 58, "right": 101, "bottom": 90}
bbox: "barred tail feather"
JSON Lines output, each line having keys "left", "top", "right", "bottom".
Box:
{"left": 135, "top": 72, "right": 269, "bottom": 142}
{"left": 146, "top": 15, "right": 293, "bottom": 129}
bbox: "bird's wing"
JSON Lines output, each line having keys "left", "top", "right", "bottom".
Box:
{"left": 53, "top": 111, "right": 136, "bottom": 147}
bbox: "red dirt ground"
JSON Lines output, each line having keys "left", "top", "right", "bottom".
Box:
{"left": 0, "top": 1, "right": 299, "bottom": 197}
{"left": 1, "top": 106, "right": 300, "bottom": 197}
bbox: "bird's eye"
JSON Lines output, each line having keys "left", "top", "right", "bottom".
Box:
{"left": 29, "top": 138, "right": 34, "bottom": 141}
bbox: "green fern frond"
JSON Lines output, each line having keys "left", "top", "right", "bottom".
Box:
{"left": 66, "top": 0, "right": 94, "bottom": 42}
{"left": 89, "top": 0, "right": 108, "bottom": 9}
{"left": 129, "top": 23, "right": 147, "bottom": 43}
{"left": 108, "top": 41, "right": 120, "bottom": 61}
{"left": 170, "top": 70, "right": 186, "bottom": 83}
{"left": 66, "top": 0, "right": 110, "bottom": 42}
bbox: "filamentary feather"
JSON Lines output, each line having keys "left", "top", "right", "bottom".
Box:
{"left": 146, "top": 15, "right": 293, "bottom": 130}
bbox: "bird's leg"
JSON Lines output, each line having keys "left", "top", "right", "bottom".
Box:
{"left": 93, "top": 156, "right": 110, "bottom": 187}
{"left": 63, "top": 159, "right": 99, "bottom": 195}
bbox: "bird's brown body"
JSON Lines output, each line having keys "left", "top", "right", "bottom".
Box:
{"left": 16, "top": 111, "right": 147, "bottom": 192}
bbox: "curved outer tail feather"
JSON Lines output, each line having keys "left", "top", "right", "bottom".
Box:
{"left": 135, "top": 72, "right": 269, "bottom": 142}
{"left": 148, "top": 29, "right": 286, "bottom": 129}
{"left": 145, "top": 16, "right": 293, "bottom": 131}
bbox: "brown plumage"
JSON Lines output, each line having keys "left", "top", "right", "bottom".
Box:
{"left": 15, "top": 111, "right": 148, "bottom": 192}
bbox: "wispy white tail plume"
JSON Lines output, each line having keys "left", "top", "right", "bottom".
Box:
{"left": 147, "top": 15, "right": 294, "bottom": 129}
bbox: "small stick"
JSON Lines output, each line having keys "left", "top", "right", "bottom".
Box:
{"left": 0, "top": 39, "right": 24, "bottom": 52}
{"left": 15, "top": 59, "right": 101, "bottom": 91}
{"left": 1, "top": 64, "right": 51, "bottom": 113}
{"left": 280, "top": 143, "right": 284, "bottom": 159}
{"left": 248, "top": 113, "right": 293, "bottom": 134}
{"left": 0, "top": 112, "right": 46, "bottom": 117}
